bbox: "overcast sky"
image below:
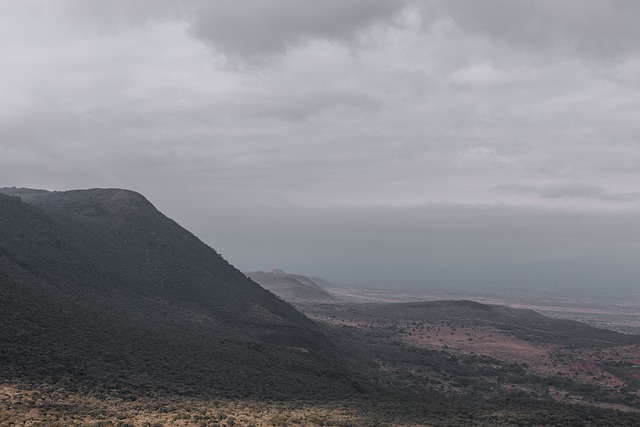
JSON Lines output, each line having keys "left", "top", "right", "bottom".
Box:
{"left": 2, "top": 1, "right": 639, "bottom": 292}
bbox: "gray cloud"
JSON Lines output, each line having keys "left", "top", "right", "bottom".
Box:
{"left": 425, "top": 0, "right": 640, "bottom": 60}
{"left": 58, "top": 0, "right": 181, "bottom": 30}
{"left": 187, "top": 0, "right": 412, "bottom": 62}
{"left": 455, "top": 147, "right": 520, "bottom": 171}
{"left": 26, "top": 1, "right": 640, "bottom": 65}
{"left": 224, "top": 89, "right": 382, "bottom": 121}
{"left": 2, "top": 1, "right": 640, "bottom": 289}
{"left": 495, "top": 183, "right": 639, "bottom": 202}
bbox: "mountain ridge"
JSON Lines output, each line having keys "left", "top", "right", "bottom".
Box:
{"left": 0, "top": 188, "right": 358, "bottom": 398}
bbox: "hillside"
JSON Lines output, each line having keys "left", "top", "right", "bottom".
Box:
{"left": 0, "top": 188, "right": 357, "bottom": 398}
{"left": 246, "top": 269, "right": 340, "bottom": 305}
{"left": 304, "top": 299, "right": 640, "bottom": 412}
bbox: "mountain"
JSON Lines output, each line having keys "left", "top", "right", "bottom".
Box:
{"left": 3, "top": 188, "right": 640, "bottom": 425}
{"left": 246, "top": 269, "right": 341, "bottom": 305}
{"left": 0, "top": 188, "right": 358, "bottom": 398}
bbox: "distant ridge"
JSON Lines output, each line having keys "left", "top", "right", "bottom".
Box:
{"left": 247, "top": 269, "right": 341, "bottom": 305}
{"left": 0, "top": 188, "right": 358, "bottom": 398}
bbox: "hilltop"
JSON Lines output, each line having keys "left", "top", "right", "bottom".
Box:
{"left": 246, "top": 269, "right": 340, "bottom": 305}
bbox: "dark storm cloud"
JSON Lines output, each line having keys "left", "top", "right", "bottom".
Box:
{"left": 187, "top": 0, "right": 412, "bottom": 61}
{"left": 32, "top": 1, "right": 640, "bottom": 63}
{"left": 53, "top": 0, "right": 413, "bottom": 62}
{"left": 181, "top": 0, "right": 640, "bottom": 63}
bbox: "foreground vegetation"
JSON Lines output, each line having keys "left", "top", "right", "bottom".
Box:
{"left": 3, "top": 381, "right": 640, "bottom": 427}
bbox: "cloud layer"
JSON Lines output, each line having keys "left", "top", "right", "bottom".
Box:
{"left": 188, "top": 0, "right": 412, "bottom": 62}
{"left": 2, "top": 1, "right": 639, "bottom": 288}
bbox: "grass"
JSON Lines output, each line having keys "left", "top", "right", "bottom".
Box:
{"left": 3, "top": 382, "right": 640, "bottom": 427}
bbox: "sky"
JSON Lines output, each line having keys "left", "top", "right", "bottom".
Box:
{"left": 2, "top": 1, "right": 639, "bottom": 293}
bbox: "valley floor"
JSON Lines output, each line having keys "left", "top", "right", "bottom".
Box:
{"left": 326, "top": 287, "right": 640, "bottom": 335}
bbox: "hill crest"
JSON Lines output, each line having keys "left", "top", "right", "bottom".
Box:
{"left": 247, "top": 269, "right": 341, "bottom": 305}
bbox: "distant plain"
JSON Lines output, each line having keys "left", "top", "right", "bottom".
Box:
{"left": 326, "top": 286, "right": 640, "bottom": 335}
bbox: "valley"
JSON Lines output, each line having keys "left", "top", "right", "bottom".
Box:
{"left": 1, "top": 189, "right": 639, "bottom": 426}
{"left": 302, "top": 300, "right": 640, "bottom": 412}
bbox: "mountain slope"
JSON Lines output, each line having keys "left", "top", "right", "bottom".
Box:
{"left": 246, "top": 269, "right": 340, "bottom": 305}
{"left": 0, "top": 188, "right": 358, "bottom": 397}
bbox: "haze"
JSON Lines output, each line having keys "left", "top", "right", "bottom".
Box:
{"left": 2, "top": 1, "right": 639, "bottom": 294}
